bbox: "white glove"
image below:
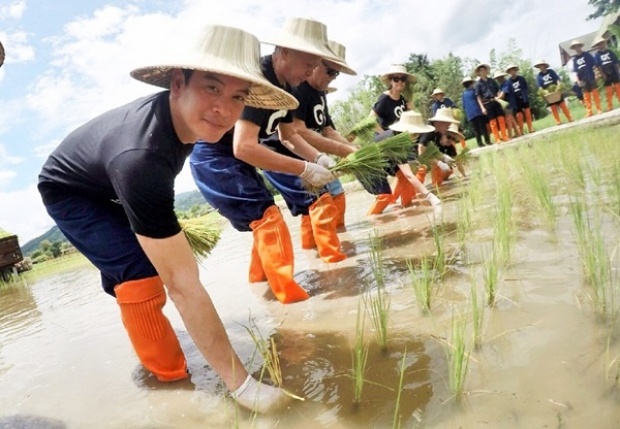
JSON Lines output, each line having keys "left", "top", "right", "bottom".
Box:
{"left": 425, "top": 192, "right": 441, "bottom": 207}
{"left": 442, "top": 154, "right": 455, "bottom": 164}
{"left": 300, "top": 161, "right": 336, "bottom": 187}
{"left": 233, "top": 374, "right": 290, "bottom": 414}
{"left": 436, "top": 161, "right": 451, "bottom": 173}
{"left": 315, "top": 153, "right": 336, "bottom": 169}
{"left": 425, "top": 192, "right": 443, "bottom": 225}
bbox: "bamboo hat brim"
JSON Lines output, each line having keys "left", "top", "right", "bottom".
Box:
{"left": 570, "top": 39, "right": 584, "bottom": 49}
{"left": 130, "top": 25, "right": 299, "bottom": 111}
{"left": 389, "top": 111, "right": 435, "bottom": 133}
{"left": 431, "top": 88, "right": 445, "bottom": 97}
{"left": 380, "top": 64, "right": 416, "bottom": 84}
{"left": 263, "top": 17, "right": 340, "bottom": 62}
{"left": 533, "top": 59, "right": 549, "bottom": 68}
{"left": 591, "top": 36, "right": 607, "bottom": 48}
{"left": 475, "top": 63, "right": 490, "bottom": 74}
{"left": 447, "top": 123, "right": 464, "bottom": 140}
{"left": 326, "top": 40, "right": 356, "bottom": 75}
{"left": 505, "top": 64, "right": 519, "bottom": 73}
{"left": 0, "top": 41, "right": 4, "bottom": 68}
{"left": 428, "top": 108, "right": 460, "bottom": 124}
{"left": 493, "top": 70, "right": 507, "bottom": 79}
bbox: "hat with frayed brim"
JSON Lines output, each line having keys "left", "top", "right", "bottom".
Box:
{"left": 591, "top": 36, "right": 608, "bottom": 48}
{"left": 431, "top": 88, "right": 445, "bottom": 97}
{"left": 263, "top": 17, "right": 340, "bottom": 62}
{"left": 475, "top": 63, "right": 490, "bottom": 74}
{"left": 533, "top": 59, "right": 549, "bottom": 68}
{"left": 130, "top": 25, "right": 298, "bottom": 110}
{"left": 389, "top": 110, "right": 435, "bottom": 134}
{"left": 505, "top": 64, "right": 519, "bottom": 73}
{"left": 570, "top": 39, "right": 584, "bottom": 49}
{"left": 493, "top": 70, "right": 507, "bottom": 79}
{"left": 326, "top": 40, "right": 356, "bottom": 75}
{"left": 428, "top": 107, "right": 460, "bottom": 124}
{"left": 447, "top": 123, "right": 464, "bottom": 141}
{"left": 380, "top": 64, "right": 416, "bottom": 84}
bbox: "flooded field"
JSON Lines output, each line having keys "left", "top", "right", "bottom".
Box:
{"left": 1, "top": 119, "right": 619, "bottom": 428}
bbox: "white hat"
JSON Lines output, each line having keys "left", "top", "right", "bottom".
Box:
{"left": 570, "top": 39, "right": 584, "bottom": 49}
{"left": 428, "top": 108, "right": 460, "bottom": 124}
{"left": 505, "top": 64, "right": 519, "bottom": 73}
{"left": 475, "top": 63, "right": 490, "bottom": 74}
{"left": 431, "top": 88, "right": 445, "bottom": 97}
{"left": 447, "top": 123, "right": 464, "bottom": 141}
{"left": 389, "top": 111, "right": 435, "bottom": 134}
{"left": 380, "top": 64, "right": 416, "bottom": 84}
{"left": 461, "top": 76, "right": 474, "bottom": 84}
{"left": 263, "top": 17, "right": 339, "bottom": 62}
{"left": 326, "top": 86, "right": 337, "bottom": 94}
{"left": 130, "top": 25, "right": 298, "bottom": 110}
{"left": 591, "top": 36, "right": 607, "bottom": 48}
{"left": 493, "top": 70, "right": 507, "bottom": 79}
{"left": 533, "top": 59, "right": 549, "bottom": 68}
{"left": 326, "top": 40, "right": 356, "bottom": 75}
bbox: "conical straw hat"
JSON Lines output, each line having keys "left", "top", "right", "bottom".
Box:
{"left": 326, "top": 40, "right": 356, "bottom": 75}
{"left": 380, "top": 64, "right": 416, "bottom": 84}
{"left": 130, "top": 25, "right": 298, "bottom": 110}
{"left": 389, "top": 111, "right": 435, "bottom": 133}
{"left": 263, "top": 17, "right": 340, "bottom": 62}
{"left": 447, "top": 123, "right": 464, "bottom": 140}
{"left": 428, "top": 107, "right": 460, "bottom": 124}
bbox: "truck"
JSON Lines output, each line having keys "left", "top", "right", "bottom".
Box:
{"left": 0, "top": 235, "right": 24, "bottom": 282}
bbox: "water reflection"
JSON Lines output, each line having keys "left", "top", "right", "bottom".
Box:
{"left": 0, "top": 415, "right": 66, "bottom": 429}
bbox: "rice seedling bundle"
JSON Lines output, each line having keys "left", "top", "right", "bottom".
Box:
{"left": 331, "top": 144, "right": 389, "bottom": 190}
{"left": 414, "top": 143, "right": 443, "bottom": 169}
{"left": 366, "top": 230, "right": 390, "bottom": 350}
{"left": 408, "top": 258, "right": 435, "bottom": 314}
{"left": 344, "top": 117, "right": 378, "bottom": 145}
{"left": 179, "top": 217, "right": 222, "bottom": 258}
{"left": 352, "top": 300, "right": 370, "bottom": 405}
{"left": 454, "top": 147, "right": 472, "bottom": 165}
{"left": 444, "top": 311, "right": 470, "bottom": 398}
{"left": 242, "top": 317, "right": 283, "bottom": 387}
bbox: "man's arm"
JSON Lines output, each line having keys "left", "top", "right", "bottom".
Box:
{"left": 135, "top": 231, "right": 246, "bottom": 391}
{"left": 291, "top": 119, "right": 355, "bottom": 158}
{"left": 277, "top": 121, "right": 321, "bottom": 161}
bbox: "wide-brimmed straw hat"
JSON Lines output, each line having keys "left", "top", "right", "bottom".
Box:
{"left": 591, "top": 36, "right": 607, "bottom": 48}
{"left": 389, "top": 111, "right": 435, "bottom": 134}
{"left": 447, "top": 123, "right": 464, "bottom": 141}
{"left": 380, "top": 64, "right": 416, "bottom": 84}
{"left": 0, "top": 40, "right": 4, "bottom": 68}
{"left": 431, "top": 88, "right": 445, "bottom": 97}
{"left": 130, "top": 25, "right": 298, "bottom": 110}
{"left": 493, "top": 70, "right": 507, "bottom": 79}
{"left": 326, "top": 86, "right": 337, "bottom": 94}
{"left": 461, "top": 76, "right": 474, "bottom": 84}
{"left": 475, "top": 63, "right": 490, "bottom": 74}
{"left": 428, "top": 107, "right": 460, "bottom": 124}
{"left": 326, "top": 40, "right": 356, "bottom": 75}
{"left": 505, "top": 64, "right": 519, "bottom": 73}
{"left": 570, "top": 39, "right": 584, "bottom": 49}
{"left": 533, "top": 59, "right": 549, "bottom": 68}
{"left": 263, "top": 17, "right": 339, "bottom": 62}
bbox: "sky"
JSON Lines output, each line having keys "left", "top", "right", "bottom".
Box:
{"left": 0, "top": 0, "right": 604, "bottom": 243}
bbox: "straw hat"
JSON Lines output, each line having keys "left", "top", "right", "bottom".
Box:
{"left": 569, "top": 39, "right": 584, "bottom": 49}
{"left": 428, "top": 107, "right": 460, "bottom": 124}
{"left": 591, "top": 36, "right": 607, "bottom": 48}
{"left": 263, "top": 17, "right": 339, "bottom": 62}
{"left": 431, "top": 88, "right": 445, "bottom": 97}
{"left": 326, "top": 86, "right": 337, "bottom": 94}
{"left": 326, "top": 40, "right": 356, "bottom": 75}
{"left": 0, "top": 40, "right": 4, "bottom": 68}
{"left": 493, "top": 70, "right": 507, "bottom": 79}
{"left": 130, "top": 25, "right": 298, "bottom": 110}
{"left": 447, "top": 123, "right": 464, "bottom": 141}
{"left": 389, "top": 111, "right": 435, "bottom": 134}
{"left": 475, "top": 63, "right": 490, "bottom": 74}
{"left": 461, "top": 76, "right": 474, "bottom": 85}
{"left": 533, "top": 59, "right": 549, "bottom": 68}
{"left": 380, "top": 64, "right": 416, "bottom": 84}
{"left": 505, "top": 64, "right": 519, "bottom": 73}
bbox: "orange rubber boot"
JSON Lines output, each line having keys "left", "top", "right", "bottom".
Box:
{"left": 431, "top": 164, "right": 453, "bottom": 186}
{"left": 391, "top": 173, "right": 403, "bottom": 204}
{"left": 248, "top": 241, "right": 266, "bottom": 283}
{"left": 514, "top": 113, "right": 524, "bottom": 135}
{"left": 606, "top": 86, "right": 614, "bottom": 111}
{"left": 550, "top": 105, "right": 561, "bottom": 125}
{"left": 584, "top": 91, "right": 593, "bottom": 117}
{"left": 331, "top": 193, "right": 346, "bottom": 229}
{"left": 524, "top": 107, "right": 535, "bottom": 133}
{"left": 489, "top": 118, "right": 501, "bottom": 143}
{"left": 250, "top": 205, "right": 309, "bottom": 304}
{"left": 309, "top": 193, "right": 346, "bottom": 263}
{"left": 300, "top": 215, "right": 316, "bottom": 249}
{"left": 114, "top": 276, "right": 188, "bottom": 382}
{"left": 592, "top": 88, "right": 602, "bottom": 114}
{"left": 367, "top": 194, "right": 393, "bottom": 215}
{"left": 416, "top": 165, "right": 427, "bottom": 184}
{"left": 614, "top": 83, "right": 620, "bottom": 104}
{"left": 559, "top": 101, "right": 573, "bottom": 122}
{"left": 497, "top": 116, "right": 510, "bottom": 141}
{"left": 394, "top": 170, "right": 414, "bottom": 207}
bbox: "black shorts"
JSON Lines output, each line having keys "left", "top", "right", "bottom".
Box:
{"left": 580, "top": 79, "right": 598, "bottom": 92}
{"left": 483, "top": 100, "right": 505, "bottom": 120}
{"left": 603, "top": 73, "right": 620, "bottom": 86}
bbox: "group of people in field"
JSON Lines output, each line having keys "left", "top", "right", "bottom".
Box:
{"left": 34, "top": 12, "right": 619, "bottom": 414}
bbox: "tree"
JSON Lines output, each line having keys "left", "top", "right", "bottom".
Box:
{"left": 587, "top": 0, "right": 620, "bottom": 19}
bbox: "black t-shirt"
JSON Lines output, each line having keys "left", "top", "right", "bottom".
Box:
{"left": 474, "top": 78, "right": 498, "bottom": 102}
{"left": 372, "top": 93, "right": 407, "bottom": 130}
{"left": 418, "top": 131, "right": 457, "bottom": 157}
{"left": 38, "top": 91, "right": 192, "bottom": 239}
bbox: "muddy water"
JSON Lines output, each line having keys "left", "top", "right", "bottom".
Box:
{"left": 1, "top": 179, "right": 619, "bottom": 428}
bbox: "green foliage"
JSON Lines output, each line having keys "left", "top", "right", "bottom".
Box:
{"left": 606, "top": 24, "right": 620, "bottom": 58}
{"left": 587, "top": 0, "right": 620, "bottom": 19}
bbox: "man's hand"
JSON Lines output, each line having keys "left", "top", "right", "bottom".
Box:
{"left": 233, "top": 374, "right": 291, "bottom": 414}
{"left": 315, "top": 153, "right": 336, "bottom": 169}
{"left": 300, "top": 161, "right": 336, "bottom": 187}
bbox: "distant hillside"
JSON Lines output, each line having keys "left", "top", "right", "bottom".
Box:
{"left": 20, "top": 190, "right": 209, "bottom": 255}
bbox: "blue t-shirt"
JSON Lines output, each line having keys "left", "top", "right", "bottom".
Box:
{"left": 594, "top": 49, "right": 619, "bottom": 77}
{"left": 536, "top": 69, "right": 561, "bottom": 89}
{"left": 572, "top": 52, "right": 597, "bottom": 82}
{"left": 431, "top": 97, "right": 455, "bottom": 116}
{"left": 461, "top": 87, "right": 483, "bottom": 121}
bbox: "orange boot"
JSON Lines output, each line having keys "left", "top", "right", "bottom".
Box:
{"left": 431, "top": 164, "right": 453, "bottom": 187}
{"left": 584, "top": 91, "right": 593, "bottom": 117}
{"left": 367, "top": 194, "right": 393, "bottom": 215}
{"left": 550, "top": 104, "right": 562, "bottom": 125}
{"left": 605, "top": 86, "right": 614, "bottom": 111}
{"left": 300, "top": 215, "right": 316, "bottom": 249}
{"left": 416, "top": 165, "right": 427, "bottom": 184}
{"left": 524, "top": 107, "right": 535, "bottom": 133}
{"left": 248, "top": 241, "right": 266, "bottom": 283}
{"left": 614, "top": 83, "right": 620, "bottom": 104}
{"left": 309, "top": 193, "right": 346, "bottom": 263}
{"left": 489, "top": 118, "right": 501, "bottom": 143}
{"left": 331, "top": 193, "right": 346, "bottom": 229}
{"left": 592, "top": 88, "right": 602, "bottom": 114}
{"left": 559, "top": 101, "right": 573, "bottom": 122}
{"left": 115, "top": 276, "right": 188, "bottom": 382}
{"left": 497, "top": 116, "right": 510, "bottom": 141}
{"left": 393, "top": 170, "right": 414, "bottom": 207}
{"left": 250, "top": 205, "right": 309, "bottom": 304}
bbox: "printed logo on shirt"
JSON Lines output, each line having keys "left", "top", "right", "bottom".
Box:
{"left": 110, "top": 198, "right": 121, "bottom": 205}
{"left": 313, "top": 98, "right": 326, "bottom": 126}
{"left": 265, "top": 110, "right": 288, "bottom": 136}
{"left": 394, "top": 105, "right": 405, "bottom": 118}
{"left": 542, "top": 74, "right": 554, "bottom": 86}
{"left": 512, "top": 81, "right": 522, "bottom": 92}
{"left": 601, "top": 52, "right": 613, "bottom": 65}
{"left": 576, "top": 57, "right": 587, "bottom": 69}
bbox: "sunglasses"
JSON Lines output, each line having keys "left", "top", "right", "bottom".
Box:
{"left": 323, "top": 62, "right": 340, "bottom": 78}
{"left": 391, "top": 75, "right": 408, "bottom": 83}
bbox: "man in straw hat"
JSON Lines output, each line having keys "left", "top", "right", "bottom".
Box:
{"left": 430, "top": 88, "right": 456, "bottom": 117}
{"left": 190, "top": 17, "right": 342, "bottom": 304}
{"left": 534, "top": 60, "right": 573, "bottom": 125}
{"left": 570, "top": 39, "right": 602, "bottom": 117}
{"left": 37, "top": 25, "right": 295, "bottom": 412}
{"left": 419, "top": 108, "right": 462, "bottom": 187}
{"left": 474, "top": 63, "right": 509, "bottom": 143}
{"left": 503, "top": 64, "right": 535, "bottom": 135}
{"left": 286, "top": 40, "right": 358, "bottom": 233}
{"left": 461, "top": 76, "right": 491, "bottom": 147}
{"left": 592, "top": 36, "right": 620, "bottom": 111}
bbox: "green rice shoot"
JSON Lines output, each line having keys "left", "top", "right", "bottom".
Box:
{"left": 366, "top": 230, "right": 390, "bottom": 350}
{"left": 408, "top": 257, "right": 435, "bottom": 314}
{"left": 352, "top": 299, "right": 370, "bottom": 405}
{"left": 179, "top": 217, "right": 222, "bottom": 259}
{"left": 391, "top": 349, "right": 408, "bottom": 429}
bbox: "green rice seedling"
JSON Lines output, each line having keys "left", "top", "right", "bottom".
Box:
{"left": 368, "top": 229, "right": 385, "bottom": 288}
{"left": 179, "top": 217, "right": 222, "bottom": 258}
{"left": 482, "top": 244, "right": 501, "bottom": 306}
{"left": 331, "top": 144, "right": 389, "bottom": 190}
{"left": 444, "top": 310, "right": 470, "bottom": 398}
{"left": 456, "top": 195, "right": 472, "bottom": 250}
{"left": 454, "top": 147, "right": 472, "bottom": 165}
{"left": 431, "top": 224, "right": 446, "bottom": 278}
{"left": 520, "top": 163, "right": 556, "bottom": 231}
{"left": 407, "top": 257, "right": 435, "bottom": 314}
{"left": 391, "top": 349, "right": 408, "bottom": 429}
{"left": 470, "top": 276, "right": 485, "bottom": 349}
{"left": 611, "top": 160, "right": 620, "bottom": 215}
{"left": 366, "top": 230, "right": 390, "bottom": 350}
{"left": 241, "top": 317, "right": 283, "bottom": 387}
{"left": 352, "top": 300, "right": 370, "bottom": 406}
{"left": 414, "top": 143, "right": 442, "bottom": 170}
{"left": 493, "top": 174, "right": 515, "bottom": 266}
{"left": 344, "top": 117, "right": 378, "bottom": 145}
{"left": 375, "top": 132, "right": 414, "bottom": 165}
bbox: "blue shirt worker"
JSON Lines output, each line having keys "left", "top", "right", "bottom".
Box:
{"left": 534, "top": 59, "right": 573, "bottom": 125}
{"left": 189, "top": 18, "right": 341, "bottom": 304}
{"left": 37, "top": 25, "right": 297, "bottom": 413}
{"left": 474, "top": 63, "right": 509, "bottom": 143}
{"left": 430, "top": 88, "right": 456, "bottom": 116}
{"left": 592, "top": 36, "right": 620, "bottom": 111}
{"left": 571, "top": 39, "right": 602, "bottom": 116}
{"left": 504, "top": 64, "right": 535, "bottom": 134}
{"left": 461, "top": 76, "right": 491, "bottom": 146}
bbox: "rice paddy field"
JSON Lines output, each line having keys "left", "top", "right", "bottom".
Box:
{"left": 0, "top": 113, "right": 619, "bottom": 428}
